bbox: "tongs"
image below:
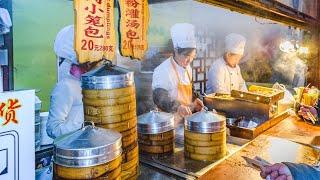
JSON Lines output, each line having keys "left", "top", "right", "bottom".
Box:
{"left": 242, "top": 156, "right": 272, "bottom": 180}
{"left": 242, "top": 156, "right": 271, "bottom": 170}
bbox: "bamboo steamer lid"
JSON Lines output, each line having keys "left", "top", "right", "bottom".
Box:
{"left": 81, "top": 61, "right": 134, "bottom": 90}
{"left": 185, "top": 111, "right": 226, "bottom": 133}
{"left": 138, "top": 110, "right": 174, "bottom": 134}
{"left": 53, "top": 123, "right": 122, "bottom": 168}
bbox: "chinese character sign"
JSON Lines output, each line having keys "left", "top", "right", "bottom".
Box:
{"left": 74, "top": 0, "right": 116, "bottom": 63}
{"left": 0, "top": 90, "right": 35, "bottom": 180}
{"left": 0, "top": 99, "right": 21, "bottom": 126}
{"left": 119, "top": 0, "right": 149, "bottom": 60}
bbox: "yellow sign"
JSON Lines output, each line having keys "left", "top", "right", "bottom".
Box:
{"left": 119, "top": 0, "right": 149, "bottom": 60}
{"left": 74, "top": 0, "right": 116, "bottom": 63}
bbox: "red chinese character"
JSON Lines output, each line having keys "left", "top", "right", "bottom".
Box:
{"left": 86, "top": 15, "right": 104, "bottom": 27}
{"left": 109, "top": 46, "right": 113, "bottom": 52}
{"left": 85, "top": 26, "right": 103, "bottom": 38}
{"left": 2, "top": 99, "right": 21, "bottom": 126}
{"left": 126, "top": 29, "right": 139, "bottom": 39}
{"left": 95, "top": 0, "right": 102, "bottom": 4}
{"left": 0, "top": 102, "right": 5, "bottom": 117}
{"left": 125, "top": 9, "right": 139, "bottom": 18}
{"left": 125, "top": 0, "right": 140, "bottom": 8}
{"left": 126, "top": 19, "right": 140, "bottom": 29}
{"left": 85, "top": 3, "right": 104, "bottom": 14}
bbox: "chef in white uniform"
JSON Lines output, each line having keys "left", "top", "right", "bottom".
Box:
{"left": 206, "top": 33, "right": 247, "bottom": 94}
{"left": 47, "top": 25, "right": 100, "bottom": 139}
{"left": 152, "top": 23, "right": 204, "bottom": 127}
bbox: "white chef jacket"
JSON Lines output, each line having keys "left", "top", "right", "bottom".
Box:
{"left": 152, "top": 57, "right": 192, "bottom": 100}
{"left": 206, "top": 57, "right": 247, "bottom": 94}
{"left": 46, "top": 76, "right": 84, "bottom": 139}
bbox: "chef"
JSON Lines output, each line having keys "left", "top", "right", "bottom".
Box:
{"left": 152, "top": 23, "right": 204, "bottom": 127}
{"left": 206, "top": 33, "right": 247, "bottom": 94}
{"left": 47, "top": 25, "right": 101, "bottom": 139}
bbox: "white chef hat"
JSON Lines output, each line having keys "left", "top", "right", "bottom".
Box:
{"left": 0, "top": 8, "right": 12, "bottom": 35}
{"left": 225, "top": 33, "right": 246, "bottom": 55}
{"left": 170, "top": 23, "right": 196, "bottom": 49}
{"left": 54, "top": 25, "right": 78, "bottom": 64}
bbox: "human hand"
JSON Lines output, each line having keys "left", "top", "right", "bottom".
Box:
{"left": 177, "top": 105, "right": 192, "bottom": 117}
{"left": 260, "top": 163, "right": 293, "bottom": 180}
{"left": 298, "top": 105, "right": 317, "bottom": 121}
{"left": 191, "top": 98, "right": 204, "bottom": 112}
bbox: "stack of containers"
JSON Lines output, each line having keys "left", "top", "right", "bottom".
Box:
{"left": 53, "top": 124, "right": 122, "bottom": 179}
{"left": 35, "top": 95, "right": 42, "bottom": 151}
{"left": 184, "top": 111, "right": 227, "bottom": 161}
{"left": 137, "top": 110, "right": 175, "bottom": 154}
{"left": 82, "top": 62, "right": 139, "bottom": 179}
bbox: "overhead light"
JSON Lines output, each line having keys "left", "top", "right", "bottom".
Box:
{"left": 279, "top": 40, "right": 296, "bottom": 53}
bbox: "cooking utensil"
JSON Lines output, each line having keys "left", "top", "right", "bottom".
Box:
{"left": 242, "top": 156, "right": 271, "bottom": 170}
{"left": 287, "top": 140, "right": 320, "bottom": 151}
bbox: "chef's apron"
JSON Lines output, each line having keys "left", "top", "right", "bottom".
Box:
{"left": 171, "top": 59, "right": 192, "bottom": 144}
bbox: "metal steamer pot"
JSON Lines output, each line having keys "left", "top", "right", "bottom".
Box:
{"left": 185, "top": 111, "right": 226, "bottom": 133}
{"left": 81, "top": 60, "right": 134, "bottom": 90}
{"left": 138, "top": 110, "right": 174, "bottom": 134}
{"left": 53, "top": 123, "right": 122, "bottom": 168}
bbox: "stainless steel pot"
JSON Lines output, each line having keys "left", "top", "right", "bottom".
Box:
{"left": 53, "top": 123, "right": 122, "bottom": 168}
{"left": 185, "top": 111, "right": 226, "bottom": 133}
{"left": 138, "top": 110, "right": 174, "bottom": 134}
{"left": 81, "top": 61, "right": 134, "bottom": 90}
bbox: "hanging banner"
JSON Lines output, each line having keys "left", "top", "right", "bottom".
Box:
{"left": 74, "top": 0, "right": 116, "bottom": 63}
{"left": 119, "top": 0, "right": 149, "bottom": 60}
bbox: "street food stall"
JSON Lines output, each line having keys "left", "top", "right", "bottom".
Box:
{"left": 1, "top": 0, "right": 320, "bottom": 180}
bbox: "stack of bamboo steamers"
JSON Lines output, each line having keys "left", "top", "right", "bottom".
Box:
{"left": 53, "top": 124, "right": 123, "bottom": 179}
{"left": 184, "top": 111, "right": 227, "bottom": 161}
{"left": 81, "top": 62, "right": 139, "bottom": 179}
{"left": 137, "top": 110, "right": 175, "bottom": 154}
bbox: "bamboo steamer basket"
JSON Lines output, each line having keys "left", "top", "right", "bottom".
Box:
{"left": 138, "top": 110, "right": 175, "bottom": 154}
{"left": 184, "top": 111, "right": 227, "bottom": 161}
{"left": 81, "top": 62, "right": 139, "bottom": 179}
{"left": 53, "top": 123, "right": 122, "bottom": 179}
{"left": 121, "top": 142, "right": 139, "bottom": 180}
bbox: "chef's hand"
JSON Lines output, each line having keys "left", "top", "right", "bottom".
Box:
{"left": 191, "top": 98, "right": 204, "bottom": 112}
{"left": 177, "top": 105, "right": 192, "bottom": 117}
{"left": 298, "top": 105, "right": 317, "bottom": 121}
{"left": 260, "top": 163, "right": 293, "bottom": 180}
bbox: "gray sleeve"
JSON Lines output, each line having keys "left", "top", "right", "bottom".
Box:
{"left": 153, "top": 88, "right": 180, "bottom": 113}
{"left": 47, "top": 82, "right": 73, "bottom": 139}
{"left": 283, "top": 162, "right": 320, "bottom": 180}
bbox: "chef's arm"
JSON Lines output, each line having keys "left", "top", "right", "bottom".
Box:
{"left": 283, "top": 162, "right": 320, "bottom": 180}
{"left": 240, "top": 74, "right": 248, "bottom": 92}
{"left": 47, "top": 84, "right": 74, "bottom": 139}
{"left": 152, "top": 88, "right": 181, "bottom": 113}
